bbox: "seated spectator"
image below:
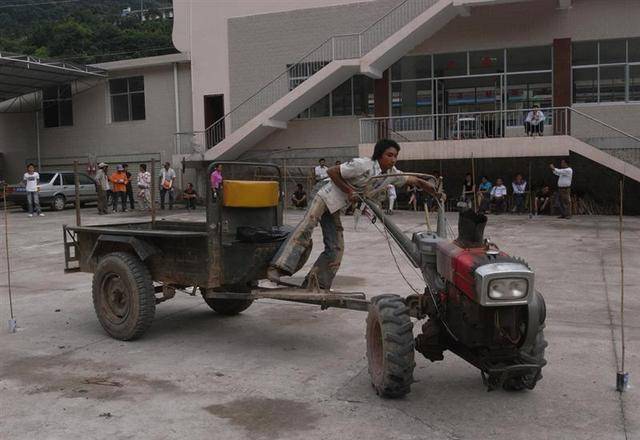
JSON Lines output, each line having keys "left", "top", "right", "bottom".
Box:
{"left": 291, "top": 184, "right": 307, "bottom": 209}
{"left": 525, "top": 105, "right": 545, "bottom": 137}
{"left": 477, "top": 176, "right": 492, "bottom": 214}
{"left": 511, "top": 173, "right": 527, "bottom": 213}
{"left": 534, "top": 185, "right": 552, "bottom": 215}
{"left": 490, "top": 178, "right": 508, "bottom": 214}
{"left": 183, "top": 183, "right": 198, "bottom": 210}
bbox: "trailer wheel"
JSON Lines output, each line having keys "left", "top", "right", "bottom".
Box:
{"left": 92, "top": 252, "right": 155, "bottom": 340}
{"left": 366, "top": 295, "right": 415, "bottom": 398}
{"left": 203, "top": 297, "right": 254, "bottom": 315}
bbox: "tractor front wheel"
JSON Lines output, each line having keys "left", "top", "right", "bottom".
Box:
{"left": 366, "top": 294, "right": 415, "bottom": 398}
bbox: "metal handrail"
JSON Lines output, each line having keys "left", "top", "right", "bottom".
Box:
{"left": 204, "top": 0, "right": 441, "bottom": 148}
{"left": 568, "top": 107, "right": 640, "bottom": 144}
{"left": 359, "top": 106, "right": 566, "bottom": 122}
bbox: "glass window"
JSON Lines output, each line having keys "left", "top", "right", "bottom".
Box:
{"left": 353, "top": 75, "right": 374, "bottom": 116}
{"left": 506, "top": 73, "right": 552, "bottom": 109}
{"left": 110, "top": 76, "right": 145, "bottom": 122}
{"left": 629, "top": 38, "right": 640, "bottom": 63}
{"left": 469, "top": 49, "right": 504, "bottom": 75}
{"left": 573, "top": 68, "right": 598, "bottom": 103}
{"left": 629, "top": 65, "right": 640, "bottom": 101}
{"left": 42, "top": 85, "right": 73, "bottom": 128}
{"left": 309, "top": 94, "right": 330, "bottom": 118}
{"left": 391, "top": 55, "right": 430, "bottom": 80}
{"left": 573, "top": 41, "right": 598, "bottom": 66}
{"left": 79, "top": 174, "right": 95, "bottom": 185}
{"left": 61, "top": 174, "right": 76, "bottom": 185}
{"left": 391, "top": 81, "right": 431, "bottom": 116}
{"left": 599, "top": 65, "right": 626, "bottom": 102}
{"left": 331, "top": 78, "right": 352, "bottom": 116}
{"left": 599, "top": 39, "right": 626, "bottom": 64}
{"left": 507, "top": 46, "right": 552, "bottom": 72}
{"left": 434, "top": 52, "right": 467, "bottom": 77}
{"left": 37, "top": 173, "right": 56, "bottom": 184}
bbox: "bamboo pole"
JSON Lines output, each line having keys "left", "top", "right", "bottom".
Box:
{"left": 150, "top": 158, "right": 157, "bottom": 227}
{"left": 73, "top": 161, "right": 81, "bottom": 226}
{"left": 3, "top": 185, "right": 15, "bottom": 333}
{"left": 616, "top": 177, "right": 628, "bottom": 392}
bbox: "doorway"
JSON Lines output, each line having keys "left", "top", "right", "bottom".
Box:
{"left": 204, "top": 95, "right": 225, "bottom": 146}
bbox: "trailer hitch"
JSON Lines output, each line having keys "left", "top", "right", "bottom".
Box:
{"left": 481, "top": 364, "right": 542, "bottom": 391}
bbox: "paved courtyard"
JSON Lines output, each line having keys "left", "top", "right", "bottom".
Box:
{"left": 0, "top": 206, "right": 637, "bottom": 439}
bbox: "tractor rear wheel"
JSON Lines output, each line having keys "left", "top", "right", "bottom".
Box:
{"left": 203, "top": 297, "right": 254, "bottom": 315}
{"left": 92, "top": 252, "right": 155, "bottom": 340}
{"left": 366, "top": 294, "right": 415, "bottom": 398}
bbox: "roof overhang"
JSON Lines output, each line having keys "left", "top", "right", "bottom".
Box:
{"left": 0, "top": 52, "right": 107, "bottom": 101}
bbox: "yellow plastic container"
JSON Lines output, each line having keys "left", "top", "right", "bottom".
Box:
{"left": 222, "top": 180, "right": 279, "bottom": 208}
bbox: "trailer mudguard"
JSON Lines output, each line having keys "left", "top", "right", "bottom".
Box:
{"left": 88, "top": 234, "right": 160, "bottom": 262}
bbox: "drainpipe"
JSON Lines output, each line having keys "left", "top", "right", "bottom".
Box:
{"left": 173, "top": 62, "right": 182, "bottom": 186}
{"left": 34, "top": 110, "right": 41, "bottom": 169}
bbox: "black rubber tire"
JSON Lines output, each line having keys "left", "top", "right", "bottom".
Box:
{"left": 203, "top": 297, "right": 254, "bottom": 315}
{"left": 92, "top": 252, "right": 156, "bottom": 340}
{"left": 52, "top": 194, "right": 66, "bottom": 211}
{"left": 366, "top": 294, "right": 415, "bottom": 398}
{"left": 502, "top": 324, "right": 548, "bottom": 391}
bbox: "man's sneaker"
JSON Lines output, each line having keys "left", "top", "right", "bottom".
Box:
{"left": 28, "top": 214, "right": 33, "bottom": 217}
{"left": 39, "top": 213, "right": 45, "bottom": 217}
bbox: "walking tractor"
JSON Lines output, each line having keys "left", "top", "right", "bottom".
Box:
{"left": 63, "top": 162, "right": 547, "bottom": 398}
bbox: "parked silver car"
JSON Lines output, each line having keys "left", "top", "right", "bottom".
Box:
{"left": 8, "top": 171, "right": 98, "bottom": 211}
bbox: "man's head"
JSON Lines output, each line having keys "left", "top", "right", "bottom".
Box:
{"left": 116, "top": 164, "right": 124, "bottom": 172}
{"left": 319, "top": 158, "right": 326, "bottom": 167}
{"left": 335, "top": 160, "right": 341, "bottom": 166}
{"left": 542, "top": 185, "right": 550, "bottom": 194}
{"left": 139, "top": 164, "right": 147, "bottom": 172}
{"left": 464, "top": 173, "right": 472, "bottom": 181}
{"left": 122, "top": 163, "right": 128, "bottom": 170}
{"left": 533, "top": 104, "right": 540, "bottom": 110}
{"left": 26, "top": 163, "right": 35, "bottom": 173}
{"left": 296, "top": 183, "right": 303, "bottom": 191}
{"left": 432, "top": 170, "right": 440, "bottom": 178}
{"left": 515, "top": 173, "right": 523, "bottom": 182}
{"left": 480, "top": 176, "right": 487, "bottom": 183}
{"left": 164, "top": 162, "right": 170, "bottom": 170}
{"left": 98, "top": 162, "right": 107, "bottom": 170}
{"left": 187, "top": 182, "right": 193, "bottom": 189}
{"left": 496, "top": 178, "right": 504, "bottom": 186}
{"left": 372, "top": 139, "right": 401, "bottom": 172}
{"left": 560, "top": 159, "right": 569, "bottom": 168}
{"left": 215, "top": 163, "right": 222, "bottom": 171}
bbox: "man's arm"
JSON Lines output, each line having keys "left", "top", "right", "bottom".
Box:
{"left": 327, "top": 165, "right": 357, "bottom": 202}
{"left": 405, "top": 176, "right": 437, "bottom": 197}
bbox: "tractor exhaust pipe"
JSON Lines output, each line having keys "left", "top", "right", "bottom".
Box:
{"left": 456, "top": 210, "right": 487, "bottom": 248}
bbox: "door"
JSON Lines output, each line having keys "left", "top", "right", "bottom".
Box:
{"left": 204, "top": 95, "right": 225, "bottom": 146}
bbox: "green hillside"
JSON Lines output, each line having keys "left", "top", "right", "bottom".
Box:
{"left": 0, "top": 0, "right": 176, "bottom": 64}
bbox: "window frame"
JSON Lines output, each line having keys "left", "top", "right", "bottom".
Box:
{"left": 42, "top": 84, "right": 73, "bottom": 128}
{"left": 109, "top": 76, "right": 146, "bottom": 122}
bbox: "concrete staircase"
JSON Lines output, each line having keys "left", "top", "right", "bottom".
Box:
{"left": 197, "top": 0, "right": 530, "bottom": 162}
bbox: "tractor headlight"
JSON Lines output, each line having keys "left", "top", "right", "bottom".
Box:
{"left": 488, "top": 278, "right": 528, "bottom": 300}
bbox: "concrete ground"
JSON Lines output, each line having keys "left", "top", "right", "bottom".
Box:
{"left": 0, "top": 205, "right": 637, "bottom": 440}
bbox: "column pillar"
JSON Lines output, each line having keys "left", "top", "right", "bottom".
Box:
{"left": 373, "top": 70, "right": 390, "bottom": 140}
{"left": 553, "top": 38, "right": 572, "bottom": 134}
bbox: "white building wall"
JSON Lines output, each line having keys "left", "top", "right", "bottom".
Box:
{"left": 171, "top": 0, "right": 396, "bottom": 132}
{"left": 0, "top": 113, "right": 36, "bottom": 183}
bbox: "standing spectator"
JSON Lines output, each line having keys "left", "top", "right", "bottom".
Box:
{"left": 95, "top": 162, "right": 110, "bottom": 215}
{"left": 426, "top": 170, "right": 444, "bottom": 212}
{"left": 534, "top": 185, "right": 552, "bottom": 215}
{"left": 159, "top": 161, "right": 176, "bottom": 210}
{"left": 23, "top": 163, "right": 43, "bottom": 217}
{"left": 511, "top": 173, "right": 527, "bottom": 213}
{"left": 109, "top": 164, "right": 129, "bottom": 212}
{"left": 550, "top": 159, "right": 573, "bottom": 219}
{"left": 386, "top": 183, "right": 397, "bottom": 215}
{"left": 291, "top": 183, "right": 308, "bottom": 208}
{"left": 210, "top": 163, "right": 223, "bottom": 201}
{"left": 490, "top": 178, "right": 508, "bottom": 214}
{"left": 407, "top": 185, "right": 418, "bottom": 211}
{"left": 525, "top": 105, "right": 546, "bottom": 137}
{"left": 460, "top": 173, "right": 475, "bottom": 209}
{"left": 335, "top": 160, "right": 341, "bottom": 166}
{"left": 314, "top": 158, "right": 328, "bottom": 182}
{"left": 137, "top": 163, "right": 151, "bottom": 210}
{"left": 123, "top": 163, "right": 135, "bottom": 210}
{"left": 183, "top": 183, "right": 198, "bottom": 210}
{"left": 477, "top": 176, "right": 492, "bottom": 214}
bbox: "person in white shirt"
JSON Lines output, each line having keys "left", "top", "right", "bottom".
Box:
{"left": 525, "top": 105, "right": 546, "bottom": 137}
{"left": 314, "top": 158, "right": 328, "bottom": 182}
{"left": 490, "top": 178, "right": 508, "bottom": 214}
{"left": 268, "top": 139, "right": 438, "bottom": 289}
{"left": 137, "top": 163, "right": 152, "bottom": 210}
{"left": 550, "top": 159, "right": 573, "bottom": 219}
{"left": 159, "top": 162, "right": 176, "bottom": 210}
{"left": 23, "top": 163, "right": 43, "bottom": 217}
{"left": 95, "top": 162, "right": 110, "bottom": 215}
{"left": 386, "top": 184, "right": 397, "bottom": 215}
{"left": 511, "top": 173, "right": 527, "bottom": 213}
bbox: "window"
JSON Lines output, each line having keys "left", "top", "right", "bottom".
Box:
{"left": 469, "top": 49, "right": 504, "bottom": 75}
{"left": 61, "top": 173, "right": 76, "bottom": 185}
{"left": 353, "top": 75, "right": 374, "bottom": 116}
{"left": 79, "top": 174, "right": 95, "bottom": 185}
{"left": 110, "top": 76, "right": 145, "bottom": 122}
{"left": 434, "top": 52, "right": 467, "bottom": 77}
{"left": 391, "top": 81, "right": 432, "bottom": 116}
{"left": 391, "top": 55, "right": 430, "bottom": 80}
{"left": 573, "top": 68, "right": 598, "bottom": 103}
{"left": 309, "top": 94, "right": 330, "bottom": 118}
{"left": 298, "top": 75, "right": 374, "bottom": 119}
{"left": 507, "top": 46, "right": 552, "bottom": 72}
{"left": 629, "top": 65, "right": 640, "bottom": 101}
{"left": 572, "top": 41, "right": 598, "bottom": 66}
{"left": 506, "top": 73, "right": 552, "bottom": 109}
{"left": 331, "top": 79, "right": 353, "bottom": 116}
{"left": 43, "top": 85, "right": 73, "bottom": 128}
{"left": 600, "top": 39, "right": 626, "bottom": 64}
{"left": 599, "top": 65, "right": 626, "bottom": 102}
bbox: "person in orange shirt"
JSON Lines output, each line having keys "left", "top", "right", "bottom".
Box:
{"left": 109, "top": 164, "right": 129, "bottom": 212}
